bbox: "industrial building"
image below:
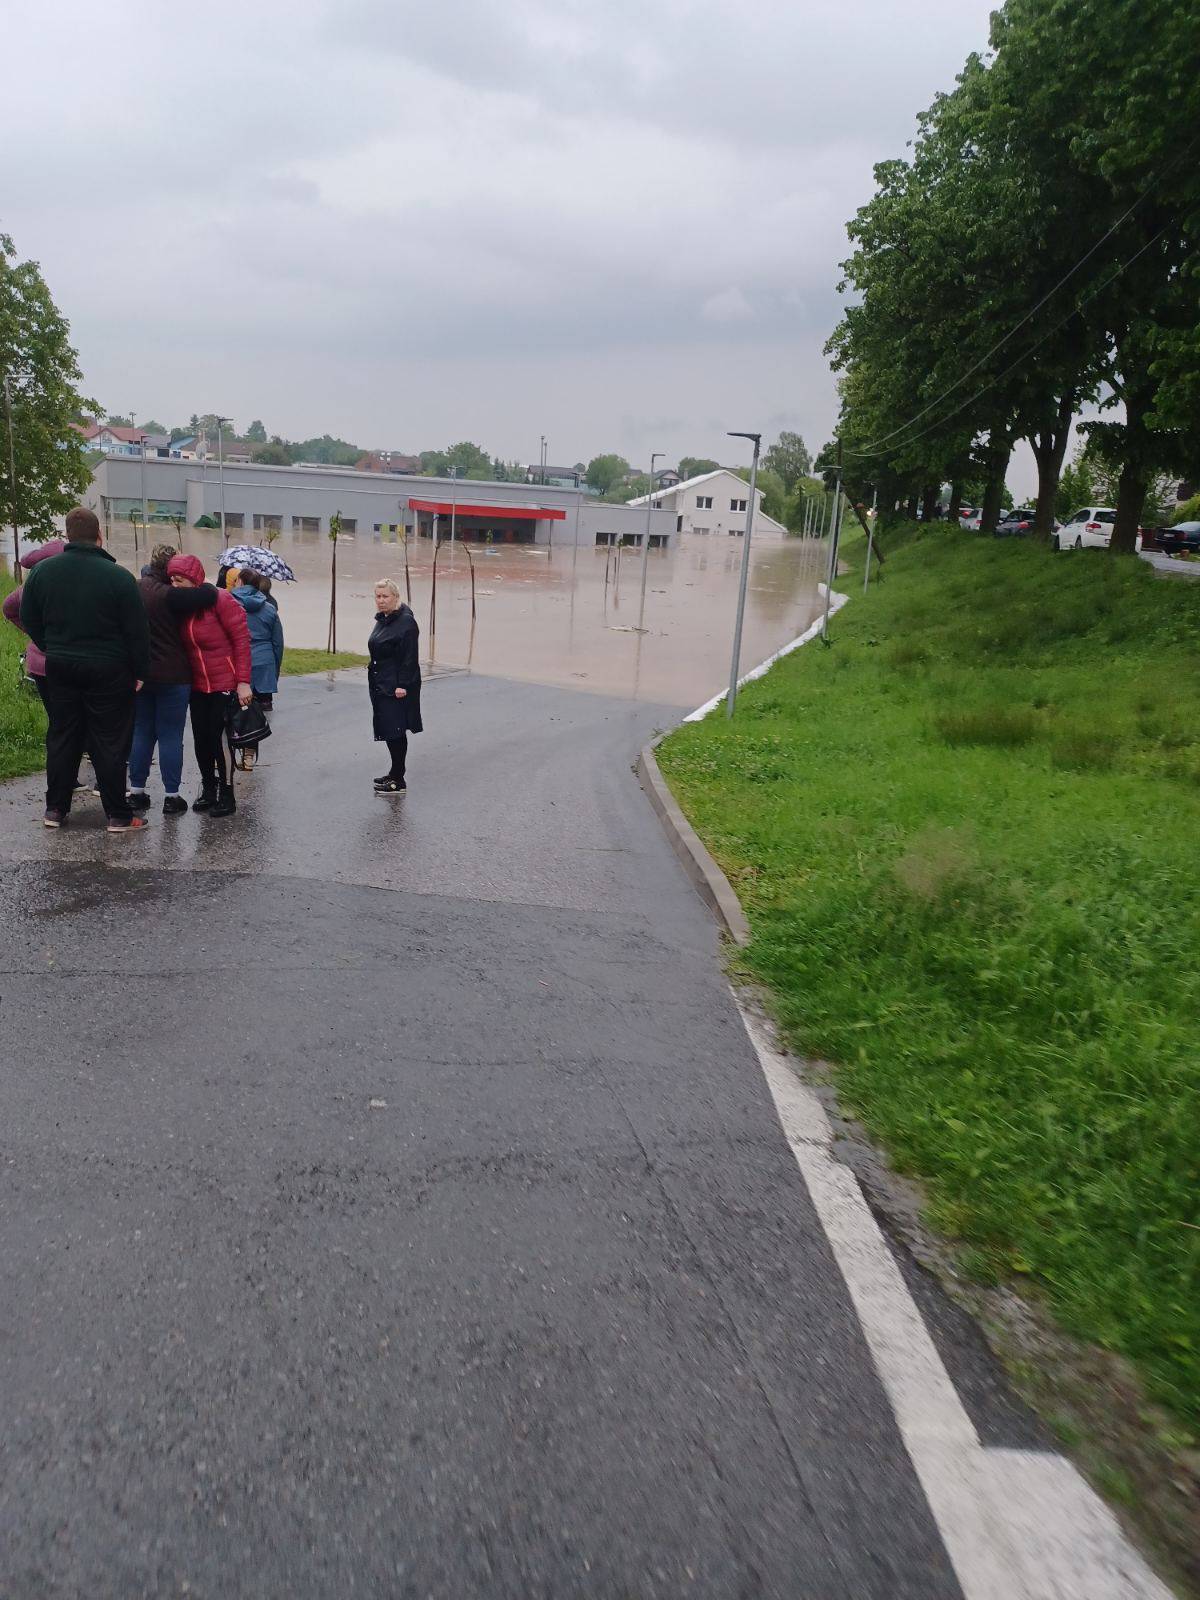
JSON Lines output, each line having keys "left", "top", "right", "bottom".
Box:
{"left": 80, "top": 456, "right": 675, "bottom": 548}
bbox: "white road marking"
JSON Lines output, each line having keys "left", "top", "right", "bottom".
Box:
{"left": 739, "top": 1006, "right": 1175, "bottom": 1600}
{"left": 683, "top": 584, "right": 850, "bottom": 722}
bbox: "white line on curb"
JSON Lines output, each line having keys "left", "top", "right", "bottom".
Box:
{"left": 683, "top": 583, "right": 850, "bottom": 722}
{"left": 740, "top": 1006, "right": 1175, "bottom": 1600}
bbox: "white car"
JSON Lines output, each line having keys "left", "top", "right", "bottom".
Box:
{"left": 1056, "top": 507, "right": 1117, "bottom": 549}
{"left": 958, "top": 505, "right": 982, "bottom": 530}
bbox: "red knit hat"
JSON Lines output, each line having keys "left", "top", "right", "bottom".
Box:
{"left": 167, "top": 553, "right": 205, "bottom": 585}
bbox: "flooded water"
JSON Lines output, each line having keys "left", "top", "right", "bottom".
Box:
{"left": 93, "top": 524, "right": 829, "bottom": 707}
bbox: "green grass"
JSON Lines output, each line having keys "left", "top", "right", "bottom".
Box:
{"left": 658, "top": 523, "right": 1200, "bottom": 1432}
{"left": 280, "top": 648, "right": 368, "bottom": 675}
{"left": 0, "top": 570, "right": 47, "bottom": 781}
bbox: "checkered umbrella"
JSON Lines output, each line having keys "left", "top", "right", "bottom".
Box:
{"left": 217, "top": 544, "right": 297, "bottom": 582}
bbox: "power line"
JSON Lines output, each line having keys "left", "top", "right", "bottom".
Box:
{"left": 844, "top": 127, "right": 1200, "bottom": 458}
{"left": 845, "top": 203, "right": 1186, "bottom": 462}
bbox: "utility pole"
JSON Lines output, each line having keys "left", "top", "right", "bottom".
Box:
{"left": 3, "top": 372, "right": 21, "bottom": 579}
{"left": 130, "top": 409, "right": 147, "bottom": 557}
{"left": 864, "top": 488, "right": 878, "bottom": 593}
{"left": 539, "top": 435, "right": 547, "bottom": 485}
{"left": 447, "top": 464, "right": 458, "bottom": 546}
{"left": 636, "top": 451, "right": 661, "bottom": 632}
{"left": 821, "top": 439, "right": 844, "bottom": 643}
{"left": 725, "top": 430, "right": 761, "bottom": 718}
{"left": 216, "top": 416, "right": 232, "bottom": 539}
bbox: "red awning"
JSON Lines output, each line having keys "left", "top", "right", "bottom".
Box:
{"left": 408, "top": 498, "right": 566, "bottom": 521}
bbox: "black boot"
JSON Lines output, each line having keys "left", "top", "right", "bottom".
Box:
{"left": 192, "top": 781, "right": 217, "bottom": 813}
{"left": 210, "top": 783, "right": 236, "bottom": 818}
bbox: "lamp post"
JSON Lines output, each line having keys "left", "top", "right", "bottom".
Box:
{"left": 447, "top": 464, "right": 459, "bottom": 546}
{"left": 725, "top": 430, "right": 761, "bottom": 719}
{"left": 636, "top": 451, "right": 662, "bottom": 632}
{"left": 539, "top": 435, "right": 547, "bottom": 485}
{"left": 2, "top": 371, "right": 22, "bottom": 578}
{"left": 129, "top": 409, "right": 148, "bottom": 557}
{"left": 215, "top": 416, "right": 232, "bottom": 538}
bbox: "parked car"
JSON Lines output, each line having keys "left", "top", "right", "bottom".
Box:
{"left": 1055, "top": 506, "right": 1116, "bottom": 549}
{"left": 1151, "top": 520, "right": 1200, "bottom": 557}
{"left": 994, "top": 507, "right": 1037, "bottom": 537}
{"left": 958, "top": 506, "right": 982, "bottom": 530}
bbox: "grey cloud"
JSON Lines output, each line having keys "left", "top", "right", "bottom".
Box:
{"left": 0, "top": 0, "right": 1002, "bottom": 472}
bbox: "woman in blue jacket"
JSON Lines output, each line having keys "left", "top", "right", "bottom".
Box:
{"left": 231, "top": 570, "right": 284, "bottom": 767}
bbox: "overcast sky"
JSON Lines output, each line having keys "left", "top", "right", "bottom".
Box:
{"left": 3, "top": 0, "right": 1016, "bottom": 479}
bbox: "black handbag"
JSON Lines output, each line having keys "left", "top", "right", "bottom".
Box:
{"left": 229, "top": 700, "right": 272, "bottom": 749}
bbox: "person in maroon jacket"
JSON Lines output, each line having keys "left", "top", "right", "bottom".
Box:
{"left": 167, "top": 553, "right": 252, "bottom": 818}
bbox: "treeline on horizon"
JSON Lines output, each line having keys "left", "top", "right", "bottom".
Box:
{"left": 102, "top": 415, "right": 828, "bottom": 528}
{"left": 823, "top": 0, "right": 1198, "bottom": 547}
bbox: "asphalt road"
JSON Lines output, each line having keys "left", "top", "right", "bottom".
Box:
{"left": 0, "top": 669, "right": 1029, "bottom": 1598}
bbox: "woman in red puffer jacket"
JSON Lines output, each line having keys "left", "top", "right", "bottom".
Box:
{"left": 167, "top": 554, "right": 252, "bottom": 818}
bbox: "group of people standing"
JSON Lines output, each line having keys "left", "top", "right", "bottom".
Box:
{"left": 7, "top": 507, "right": 284, "bottom": 831}
{"left": 6, "top": 506, "right": 424, "bottom": 829}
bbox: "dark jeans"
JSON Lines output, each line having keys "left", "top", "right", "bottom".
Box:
{"left": 129, "top": 682, "right": 191, "bottom": 794}
{"left": 44, "top": 657, "right": 136, "bottom": 821}
{"left": 190, "top": 690, "right": 233, "bottom": 789}
{"left": 386, "top": 734, "right": 407, "bottom": 781}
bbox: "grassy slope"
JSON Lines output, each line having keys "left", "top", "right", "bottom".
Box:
{"left": 280, "top": 648, "right": 368, "bottom": 675}
{"left": 659, "top": 524, "right": 1200, "bottom": 1432}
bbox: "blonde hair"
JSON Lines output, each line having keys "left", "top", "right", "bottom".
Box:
{"left": 374, "top": 577, "right": 401, "bottom": 598}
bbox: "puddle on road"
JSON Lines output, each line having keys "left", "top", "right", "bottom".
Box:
{"left": 101, "top": 526, "right": 829, "bottom": 707}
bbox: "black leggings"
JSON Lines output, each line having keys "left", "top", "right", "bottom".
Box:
{"left": 191, "top": 690, "right": 233, "bottom": 788}
{"left": 386, "top": 734, "right": 407, "bottom": 781}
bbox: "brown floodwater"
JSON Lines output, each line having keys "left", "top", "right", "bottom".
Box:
{"left": 99, "top": 524, "right": 829, "bottom": 707}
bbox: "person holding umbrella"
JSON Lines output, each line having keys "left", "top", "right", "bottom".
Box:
{"left": 368, "top": 577, "right": 422, "bottom": 794}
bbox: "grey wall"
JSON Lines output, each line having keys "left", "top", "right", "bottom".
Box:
{"left": 82, "top": 460, "right": 677, "bottom": 547}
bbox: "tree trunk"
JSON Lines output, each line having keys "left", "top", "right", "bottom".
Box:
{"left": 1112, "top": 460, "right": 1148, "bottom": 554}
{"left": 948, "top": 480, "right": 962, "bottom": 520}
{"left": 921, "top": 483, "right": 939, "bottom": 523}
{"left": 1029, "top": 391, "right": 1076, "bottom": 542}
{"left": 905, "top": 492, "right": 918, "bottom": 520}
{"left": 979, "top": 439, "right": 1012, "bottom": 536}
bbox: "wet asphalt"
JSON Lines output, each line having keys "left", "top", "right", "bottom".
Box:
{"left": 1, "top": 669, "right": 971, "bottom": 1598}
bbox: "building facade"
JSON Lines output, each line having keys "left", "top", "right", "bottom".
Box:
{"left": 80, "top": 457, "right": 676, "bottom": 548}
{"left": 629, "top": 467, "right": 789, "bottom": 539}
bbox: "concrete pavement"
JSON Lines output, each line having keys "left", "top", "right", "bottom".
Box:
{"left": 0, "top": 669, "right": 1114, "bottom": 1597}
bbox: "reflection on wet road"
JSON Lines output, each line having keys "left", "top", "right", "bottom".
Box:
{"left": 101, "top": 525, "right": 828, "bottom": 706}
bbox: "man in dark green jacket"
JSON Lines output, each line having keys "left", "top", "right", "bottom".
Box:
{"left": 20, "top": 506, "right": 151, "bottom": 832}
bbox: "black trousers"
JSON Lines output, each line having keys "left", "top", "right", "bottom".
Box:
{"left": 44, "top": 657, "right": 136, "bottom": 821}
{"left": 387, "top": 734, "right": 407, "bottom": 780}
{"left": 190, "top": 690, "right": 233, "bottom": 789}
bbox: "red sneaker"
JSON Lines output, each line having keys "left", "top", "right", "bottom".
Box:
{"left": 107, "top": 815, "right": 150, "bottom": 834}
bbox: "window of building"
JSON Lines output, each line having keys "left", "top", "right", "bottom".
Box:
{"left": 595, "top": 531, "right": 617, "bottom": 546}
{"left": 696, "top": 495, "right": 713, "bottom": 509}
{"left": 253, "top": 513, "right": 282, "bottom": 533}
{"left": 223, "top": 512, "right": 245, "bottom": 530}
{"left": 693, "top": 526, "right": 711, "bottom": 535}
{"left": 647, "top": 533, "right": 668, "bottom": 548}
{"left": 338, "top": 517, "right": 357, "bottom": 535}
{"left": 291, "top": 515, "right": 320, "bottom": 534}
{"left": 730, "top": 498, "right": 747, "bottom": 512}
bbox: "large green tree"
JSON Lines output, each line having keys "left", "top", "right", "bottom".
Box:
{"left": 245, "top": 418, "right": 267, "bottom": 442}
{"left": 584, "top": 453, "right": 630, "bottom": 495}
{"left": 678, "top": 456, "right": 719, "bottom": 481}
{"left": 762, "top": 431, "right": 811, "bottom": 491}
{"left": 0, "top": 233, "right": 96, "bottom": 548}
{"left": 421, "top": 441, "right": 492, "bottom": 479}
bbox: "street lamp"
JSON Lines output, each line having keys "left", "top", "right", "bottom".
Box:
{"left": 380, "top": 450, "right": 392, "bottom": 474}
{"left": 725, "top": 430, "right": 761, "bottom": 718}
{"left": 447, "top": 464, "right": 460, "bottom": 546}
{"left": 636, "top": 451, "right": 662, "bottom": 632}
{"left": 130, "top": 409, "right": 148, "bottom": 557}
{"left": 539, "top": 435, "right": 547, "bottom": 486}
{"left": 216, "top": 416, "right": 232, "bottom": 538}
{"left": 2, "top": 371, "right": 25, "bottom": 579}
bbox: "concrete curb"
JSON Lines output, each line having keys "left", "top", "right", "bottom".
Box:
{"left": 636, "top": 738, "right": 751, "bottom": 946}
{"left": 637, "top": 585, "right": 849, "bottom": 946}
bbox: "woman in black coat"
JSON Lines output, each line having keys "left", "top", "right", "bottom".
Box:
{"left": 368, "top": 578, "right": 423, "bottom": 794}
